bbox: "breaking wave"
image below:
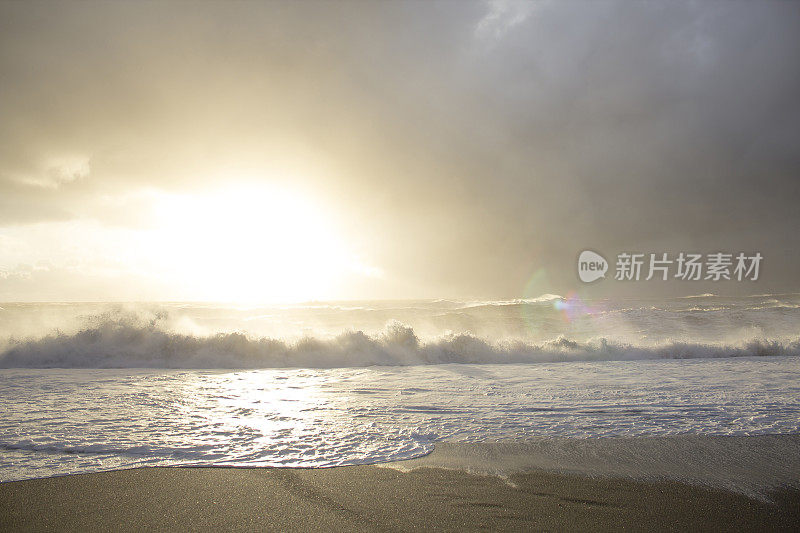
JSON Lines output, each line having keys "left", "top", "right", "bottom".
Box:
{"left": 1, "top": 316, "right": 798, "bottom": 368}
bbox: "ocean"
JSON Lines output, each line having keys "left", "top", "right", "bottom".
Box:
{"left": 1, "top": 294, "right": 799, "bottom": 490}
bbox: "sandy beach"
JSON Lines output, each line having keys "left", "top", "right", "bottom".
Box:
{"left": 1, "top": 464, "right": 798, "bottom": 532}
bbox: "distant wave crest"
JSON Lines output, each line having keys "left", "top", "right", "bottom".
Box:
{"left": 1, "top": 316, "right": 798, "bottom": 368}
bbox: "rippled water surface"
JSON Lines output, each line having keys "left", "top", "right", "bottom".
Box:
{"left": 2, "top": 357, "right": 799, "bottom": 481}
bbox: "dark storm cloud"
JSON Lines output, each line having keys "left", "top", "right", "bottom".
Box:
{"left": 0, "top": 0, "right": 798, "bottom": 298}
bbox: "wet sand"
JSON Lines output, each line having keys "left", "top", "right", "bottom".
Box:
{"left": 1, "top": 465, "right": 798, "bottom": 532}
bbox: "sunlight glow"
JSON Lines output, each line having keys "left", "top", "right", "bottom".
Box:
{"left": 146, "top": 183, "right": 376, "bottom": 303}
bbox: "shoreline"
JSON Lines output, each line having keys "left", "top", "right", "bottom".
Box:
{"left": 2, "top": 464, "right": 799, "bottom": 531}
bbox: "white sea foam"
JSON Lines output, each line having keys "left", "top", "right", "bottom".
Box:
{"left": 1, "top": 296, "right": 799, "bottom": 488}
{"left": 1, "top": 318, "right": 799, "bottom": 368}
{"left": 0, "top": 294, "right": 799, "bottom": 368}
{"left": 1, "top": 357, "right": 799, "bottom": 485}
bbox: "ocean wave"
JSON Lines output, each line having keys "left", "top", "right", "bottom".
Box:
{"left": 460, "top": 294, "right": 564, "bottom": 308}
{"left": 1, "top": 316, "right": 798, "bottom": 369}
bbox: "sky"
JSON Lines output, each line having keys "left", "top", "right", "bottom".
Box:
{"left": 1, "top": 0, "right": 799, "bottom": 302}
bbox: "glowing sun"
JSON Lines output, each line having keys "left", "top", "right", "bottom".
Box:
{"left": 146, "top": 183, "right": 374, "bottom": 303}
